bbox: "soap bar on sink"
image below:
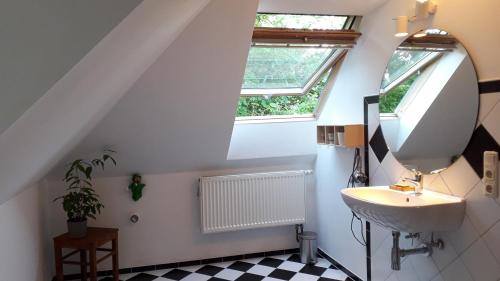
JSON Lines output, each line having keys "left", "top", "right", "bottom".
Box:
{"left": 390, "top": 184, "right": 415, "bottom": 192}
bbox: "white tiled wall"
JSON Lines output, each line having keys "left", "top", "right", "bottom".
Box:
{"left": 367, "top": 92, "right": 500, "bottom": 281}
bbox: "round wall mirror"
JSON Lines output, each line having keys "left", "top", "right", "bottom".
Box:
{"left": 379, "top": 29, "right": 479, "bottom": 173}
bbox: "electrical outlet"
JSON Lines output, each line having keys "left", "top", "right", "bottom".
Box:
{"left": 483, "top": 151, "right": 498, "bottom": 198}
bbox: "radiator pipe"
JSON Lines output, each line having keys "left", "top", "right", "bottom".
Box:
{"left": 295, "top": 224, "right": 304, "bottom": 242}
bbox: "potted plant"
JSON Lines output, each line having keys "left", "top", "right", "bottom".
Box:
{"left": 54, "top": 150, "right": 116, "bottom": 238}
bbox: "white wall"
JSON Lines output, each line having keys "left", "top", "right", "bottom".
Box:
{"left": 0, "top": 183, "right": 47, "bottom": 281}
{"left": 228, "top": 120, "right": 317, "bottom": 160}
{"left": 43, "top": 163, "right": 316, "bottom": 275}
{"left": 315, "top": 0, "right": 500, "bottom": 280}
{"left": 50, "top": 0, "right": 259, "bottom": 177}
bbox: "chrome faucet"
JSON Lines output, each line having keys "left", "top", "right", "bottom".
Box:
{"left": 403, "top": 169, "right": 424, "bottom": 194}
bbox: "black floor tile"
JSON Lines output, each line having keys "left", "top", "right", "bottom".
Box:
{"left": 162, "top": 269, "right": 192, "bottom": 280}
{"left": 268, "top": 269, "right": 296, "bottom": 280}
{"left": 258, "top": 257, "right": 283, "bottom": 268}
{"left": 126, "top": 273, "right": 158, "bottom": 281}
{"left": 235, "top": 273, "right": 265, "bottom": 281}
{"left": 229, "top": 261, "right": 255, "bottom": 272}
{"left": 287, "top": 254, "right": 301, "bottom": 263}
{"left": 300, "top": 265, "right": 327, "bottom": 276}
{"left": 209, "top": 278, "right": 229, "bottom": 281}
{"left": 196, "top": 265, "right": 225, "bottom": 276}
{"left": 329, "top": 264, "right": 339, "bottom": 270}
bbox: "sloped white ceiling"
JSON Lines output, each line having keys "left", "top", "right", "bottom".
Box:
{"left": 0, "top": 0, "right": 142, "bottom": 135}
{"left": 0, "top": 0, "right": 210, "bottom": 204}
{"left": 258, "top": 0, "right": 389, "bottom": 15}
{"left": 51, "top": 0, "right": 262, "bottom": 176}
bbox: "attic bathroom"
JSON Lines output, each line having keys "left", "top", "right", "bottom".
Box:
{"left": 1, "top": 0, "right": 500, "bottom": 281}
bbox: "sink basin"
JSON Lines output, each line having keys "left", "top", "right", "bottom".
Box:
{"left": 341, "top": 186, "right": 465, "bottom": 233}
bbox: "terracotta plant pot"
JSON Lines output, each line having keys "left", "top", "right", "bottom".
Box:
{"left": 67, "top": 219, "right": 87, "bottom": 238}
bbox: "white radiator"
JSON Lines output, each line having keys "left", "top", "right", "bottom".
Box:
{"left": 199, "top": 170, "right": 310, "bottom": 233}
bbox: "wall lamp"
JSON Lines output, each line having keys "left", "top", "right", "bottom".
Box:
{"left": 394, "top": 0, "right": 437, "bottom": 37}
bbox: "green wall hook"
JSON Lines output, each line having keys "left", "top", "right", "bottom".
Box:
{"left": 128, "top": 174, "right": 145, "bottom": 201}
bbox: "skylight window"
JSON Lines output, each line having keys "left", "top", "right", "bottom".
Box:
{"left": 254, "top": 14, "right": 348, "bottom": 30}
{"left": 380, "top": 50, "right": 442, "bottom": 113}
{"left": 382, "top": 50, "right": 431, "bottom": 89}
{"left": 237, "top": 14, "right": 358, "bottom": 120}
{"left": 242, "top": 47, "right": 335, "bottom": 93}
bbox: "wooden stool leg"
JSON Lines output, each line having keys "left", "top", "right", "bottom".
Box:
{"left": 54, "top": 243, "right": 64, "bottom": 281}
{"left": 80, "top": 250, "right": 87, "bottom": 281}
{"left": 112, "top": 238, "right": 119, "bottom": 281}
{"left": 89, "top": 246, "right": 97, "bottom": 281}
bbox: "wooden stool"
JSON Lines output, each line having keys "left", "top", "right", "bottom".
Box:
{"left": 53, "top": 227, "right": 119, "bottom": 281}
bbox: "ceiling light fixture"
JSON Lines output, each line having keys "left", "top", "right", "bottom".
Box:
{"left": 395, "top": 16, "right": 409, "bottom": 37}
{"left": 394, "top": 0, "right": 437, "bottom": 37}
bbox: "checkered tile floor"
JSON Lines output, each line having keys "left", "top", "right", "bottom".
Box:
{"left": 99, "top": 254, "right": 351, "bottom": 281}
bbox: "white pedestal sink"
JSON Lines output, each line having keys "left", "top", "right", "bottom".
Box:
{"left": 341, "top": 186, "right": 465, "bottom": 233}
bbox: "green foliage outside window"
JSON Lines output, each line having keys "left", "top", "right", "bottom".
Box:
{"left": 236, "top": 74, "right": 328, "bottom": 117}
{"left": 379, "top": 73, "right": 417, "bottom": 113}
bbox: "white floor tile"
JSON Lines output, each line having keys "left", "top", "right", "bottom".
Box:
{"left": 214, "top": 268, "right": 244, "bottom": 280}
{"left": 181, "top": 272, "right": 212, "bottom": 281}
{"left": 278, "top": 260, "right": 305, "bottom": 272}
{"left": 461, "top": 238, "right": 500, "bottom": 281}
{"left": 289, "top": 272, "right": 319, "bottom": 281}
{"left": 149, "top": 268, "right": 175, "bottom": 277}
{"left": 321, "top": 268, "right": 347, "bottom": 280}
{"left": 244, "top": 257, "right": 265, "bottom": 264}
{"left": 153, "top": 277, "right": 171, "bottom": 281}
{"left": 262, "top": 277, "right": 283, "bottom": 281}
{"left": 271, "top": 254, "right": 292, "bottom": 261}
{"left": 247, "top": 264, "right": 275, "bottom": 276}
{"left": 312, "top": 259, "right": 330, "bottom": 269}
{"left": 180, "top": 264, "right": 204, "bottom": 272}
